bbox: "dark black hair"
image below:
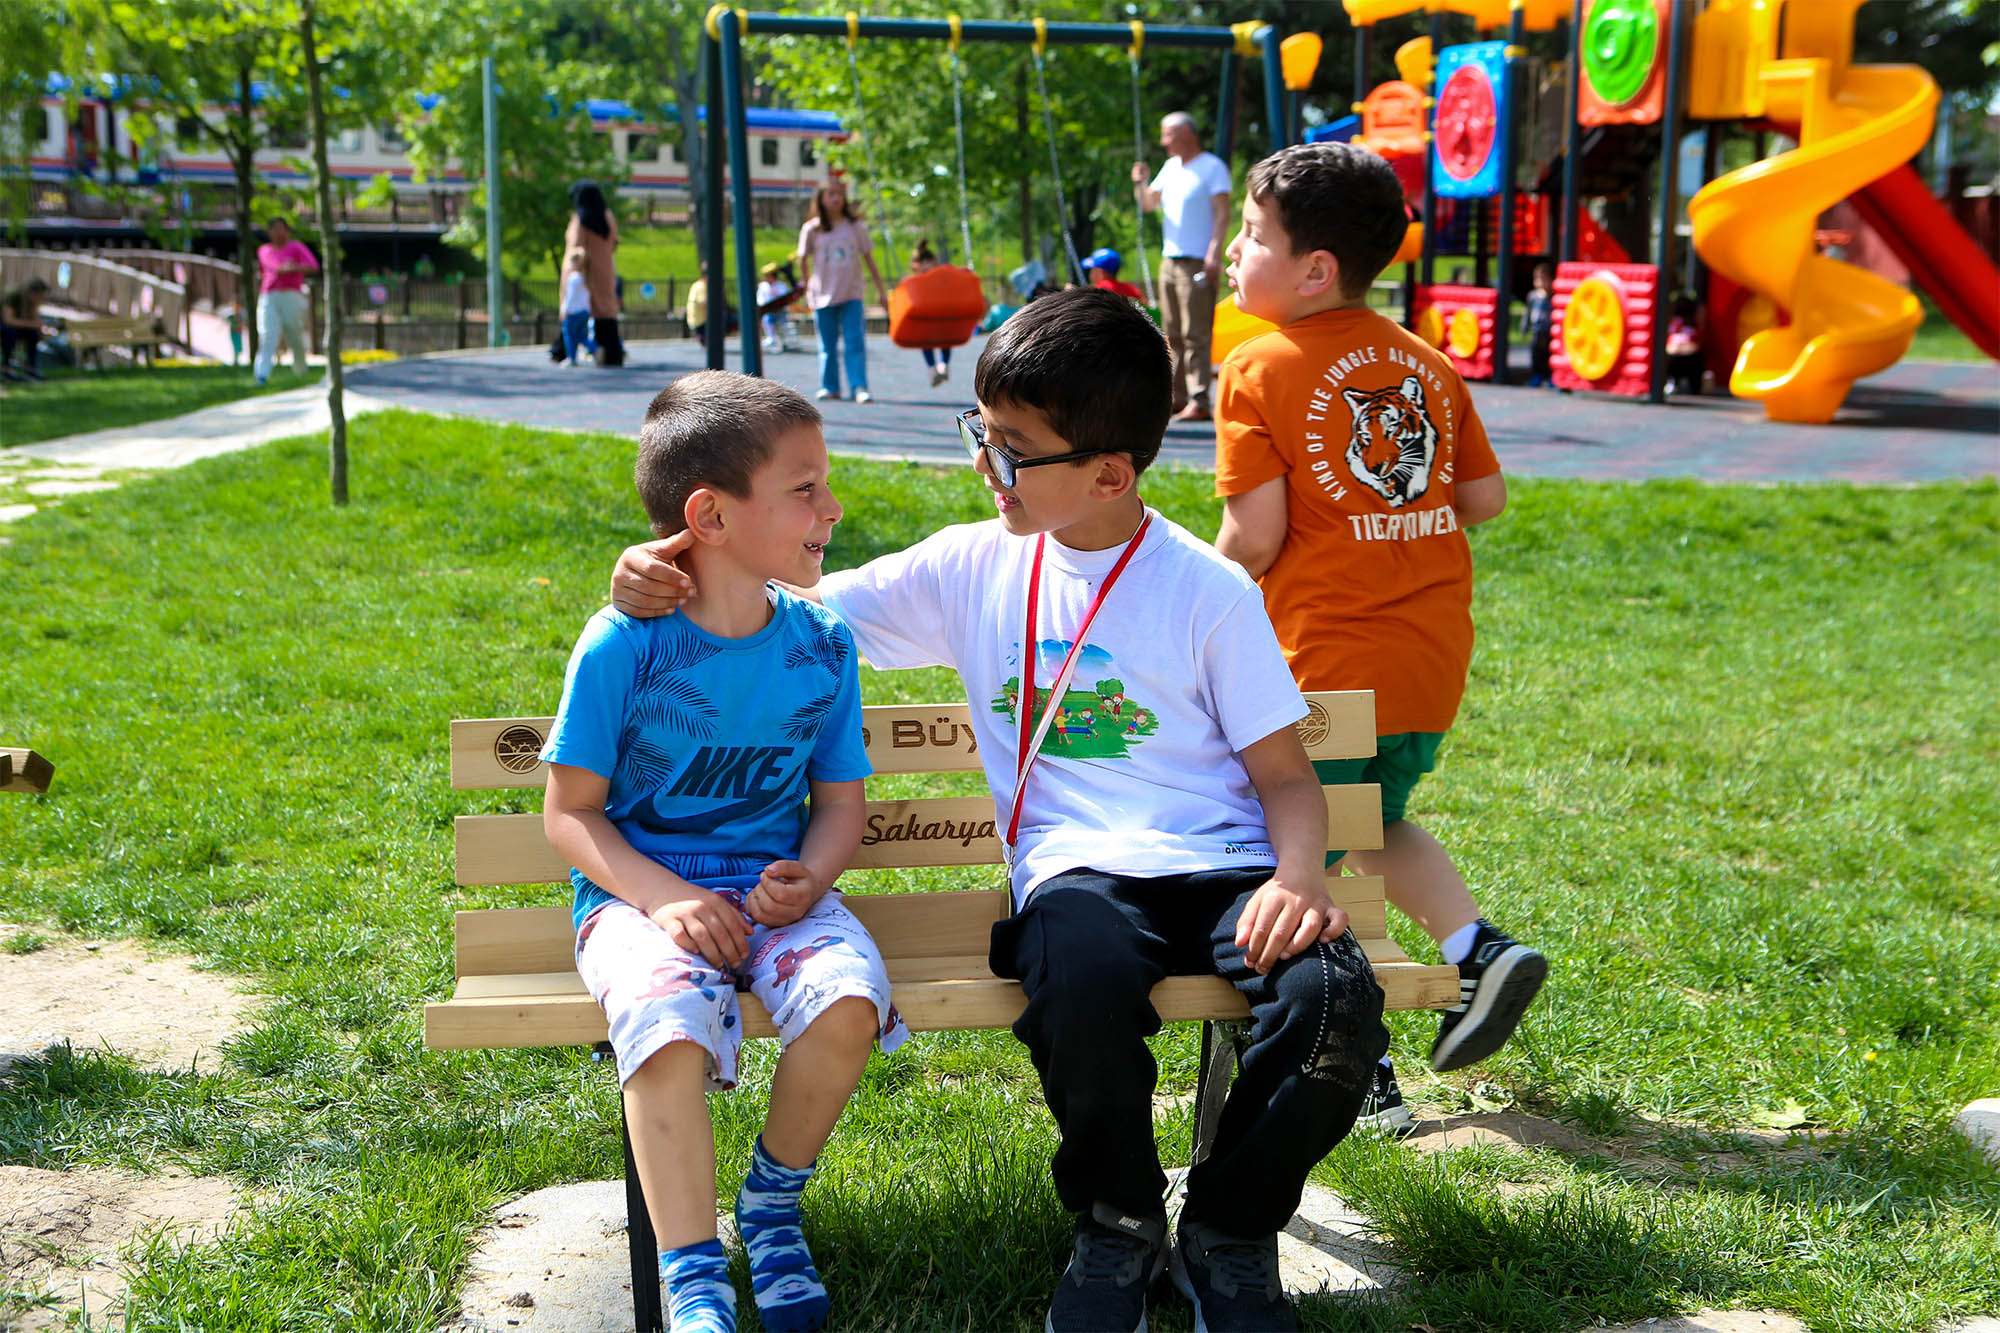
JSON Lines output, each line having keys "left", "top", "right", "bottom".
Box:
{"left": 636, "top": 371, "right": 821, "bottom": 537}
{"left": 570, "top": 180, "right": 611, "bottom": 238}
{"left": 973, "top": 287, "right": 1169, "bottom": 476}
{"left": 1246, "top": 142, "right": 1407, "bottom": 297}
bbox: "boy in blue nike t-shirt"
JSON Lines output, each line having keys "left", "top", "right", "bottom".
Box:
{"left": 540, "top": 370, "right": 906, "bottom": 1333}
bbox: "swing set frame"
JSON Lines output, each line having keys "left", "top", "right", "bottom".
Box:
{"left": 698, "top": 5, "right": 1295, "bottom": 377}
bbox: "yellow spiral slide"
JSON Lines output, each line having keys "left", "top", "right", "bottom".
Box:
{"left": 1687, "top": 0, "right": 1938, "bottom": 424}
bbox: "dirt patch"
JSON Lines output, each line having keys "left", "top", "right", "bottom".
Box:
{"left": 1399, "top": 1109, "right": 1841, "bottom": 1183}
{"left": 0, "top": 1164, "right": 244, "bottom": 1330}
{"left": 0, "top": 922, "right": 256, "bottom": 1075}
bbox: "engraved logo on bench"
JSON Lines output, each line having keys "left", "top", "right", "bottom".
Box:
{"left": 1296, "top": 700, "right": 1331, "bottom": 750}
{"left": 494, "top": 724, "right": 546, "bottom": 773}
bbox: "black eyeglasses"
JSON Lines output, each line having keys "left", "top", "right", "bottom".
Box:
{"left": 955, "top": 410, "right": 1121, "bottom": 489}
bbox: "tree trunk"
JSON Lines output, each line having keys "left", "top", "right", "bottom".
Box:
{"left": 235, "top": 63, "right": 260, "bottom": 369}
{"left": 1015, "top": 64, "right": 1033, "bottom": 264}
{"left": 300, "top": 0, "right": 348, "bottom": 506}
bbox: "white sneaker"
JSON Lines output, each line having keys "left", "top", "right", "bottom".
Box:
{"left": 854, "top": 389, "right": 873, "bottom": 404}
{"left": 815, "top": 388, "right": 835, "bottom": 401}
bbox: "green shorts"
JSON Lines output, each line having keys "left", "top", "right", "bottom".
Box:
{"left": 1315, "top": 731, "right": 1446, "bottom": 867}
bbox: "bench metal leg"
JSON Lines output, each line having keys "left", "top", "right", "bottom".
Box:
{"left": 612, "top": 1058, "right": 665, "bottom": 1333}
{"left": 1189, "top": 1018, "right": 1250, "bottom": 1169}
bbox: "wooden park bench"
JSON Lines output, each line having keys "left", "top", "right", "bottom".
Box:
{"left": 60, "top": 315, "right": 167, "bottom": 368}
{"left": 1, "top": 748, "right": 53, "bottom": 794}
{"left": 426, "top": 692, "right": 1458, "bottom": 1332}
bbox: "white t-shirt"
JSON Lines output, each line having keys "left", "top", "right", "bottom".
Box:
{"left": 560, "top": 271, "right": 591, "bottom": 317}
{"left": 1149, "top": 151, "right": 1233, "bottom": 259}
{"left": 820, "top": 510, "right": 1306, "bottom": 906}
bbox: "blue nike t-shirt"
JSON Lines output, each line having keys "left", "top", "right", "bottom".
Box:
{"left": 540, "top": 591, "right": 872, "bottom": 933}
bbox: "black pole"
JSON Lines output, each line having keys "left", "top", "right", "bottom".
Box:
{"left": 1548, "top": 17, "right": 1569, "bottom": 264}
{"left": 702, "top": 31, "right": 726, "bottom": 370}
{"left": 1354, "top": 24, "right": 1371, "bottom": 109}
{"left": 1474, "top": 197, "right": 1490, "bottom": 288}
{"left": 1493, "top": 6, "right": 1526, "bottom": 385}
{"left": 1215, "top": 51, "right": 1239, "bottom": 162}
{"left": 1648, "top": 0, "right": 1689, "bottom": 403}
{"left": 1418, "top": 9, "right": 1446, "bottom": 287}
{"left": 1560, "top": 0, "right": 1584, "bottom": 263}
{"left": 719, "top": 9, "right": 762, "bottom": 377}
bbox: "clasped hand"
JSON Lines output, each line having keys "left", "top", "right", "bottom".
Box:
{"left": 649, "top": 860, "right": 824, "bottom": 969}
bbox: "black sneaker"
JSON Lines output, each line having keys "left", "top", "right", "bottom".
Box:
{"left": 1169, "top": 1220, "right": 1294, "bottom": 1332}
{"left": 1355, "top": 1060, "right": 1416, "bottom": 1136}
{"left": 1430, "top": 920, "right": 1548, "bottom": 1072}
{"left": 1046, "top": 1202, "right": 1166, "bottom": 1333}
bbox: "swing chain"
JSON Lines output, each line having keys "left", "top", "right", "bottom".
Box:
{"left": 1127, "top": 21, "right": 1156, "bottom": 306}
{"left": 842, "top": 14, "right": 901, "bottom": 276}
{"left": 1029, "top": 29, "right": 1084, "bottom": 286}
{"left": 949, "top": 17, "right": 975, "bottom": 270}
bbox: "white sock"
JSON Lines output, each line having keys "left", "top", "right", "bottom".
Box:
{"left": 1440, "top": 920, "right": 1483, "bottom": 966}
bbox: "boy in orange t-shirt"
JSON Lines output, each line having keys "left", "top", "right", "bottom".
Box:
{"left": 1213, "top": 143, "right": 1546, "bottom": 1130}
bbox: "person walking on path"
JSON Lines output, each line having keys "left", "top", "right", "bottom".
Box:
{"left": 796, "top": 180, "right": 889, "bottom": 404}
{"left": 253, "top": 217, "right": 318, "bottom": 385}
{"left": 559, "top": 246, "right": 598, "bottom": 367}
{"left": 1, "top": 277, "right": 51, "bottom": 382}
{"left": 561, "top": 180, "right": 624, "bottom": 367}
{"left": 1133, "top": 112, "right": 1233, "bottom": 422}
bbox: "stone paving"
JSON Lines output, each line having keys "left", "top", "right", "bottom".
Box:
{"left": 340, "top": 338, "right": 2000, "bottom": 484}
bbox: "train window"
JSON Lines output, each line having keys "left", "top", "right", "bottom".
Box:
{"left": 628, "top": 133, "right": 660, "bottom": 162}
{"left": 667, "top": 138, "right": 683, "bottom": 163}
{"left": 760, "top": 138, "right": 779, "bottom": 167}
{"left": 336, "top": 128, "right": 363, "bottom": 153}
{"left": 376, "top": 121, "right": 408, "bottom": 151}
{"left": 799, "top": 139, "right": 817, "bottom": 167}
{"left": 175, "top": 115, "right": 205, "bottom": 146}
{"left": 271, "top": 123, "right": 310, "bottom": 151}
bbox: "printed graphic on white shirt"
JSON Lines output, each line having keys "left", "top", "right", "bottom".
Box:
{"left": 992, "top": 641, "right": 1157, "bottom": 758}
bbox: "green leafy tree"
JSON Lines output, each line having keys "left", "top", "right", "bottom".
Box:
{"left": 0, "top": 0, "right": 67, "bottom": 243}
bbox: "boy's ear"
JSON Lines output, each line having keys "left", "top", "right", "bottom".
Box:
{"left": 1089, "top": 451, "right": 1139, "bottom": 502}
{"left": 1298, "top": 248, "right": 1342, "bottom": 301}
{"left": 682, "top": 487, "right": 729, "bottom": 545}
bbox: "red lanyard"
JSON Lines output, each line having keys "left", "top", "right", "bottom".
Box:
{"left": 1006, "top": 514, "right": 1153, "bottom": 854}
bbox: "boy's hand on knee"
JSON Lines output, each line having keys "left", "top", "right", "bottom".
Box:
{"left": 652, "top": 889, "right": 751, "bottom": 969}
{"left": 746, "top": 860, "right": 821, "bottom": 928}
{"left": 610, "top": 532, "right": 697, "bottom": 618}
{"left": 1237, "top": 876, "right": 1348, "bottom": 974}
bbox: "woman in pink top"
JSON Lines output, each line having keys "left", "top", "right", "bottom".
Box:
{"left": 796, "top": 180, "right": 888, "bottom": 402}
{"left": 253, "top": 216, "right": 319, "bottom": 384}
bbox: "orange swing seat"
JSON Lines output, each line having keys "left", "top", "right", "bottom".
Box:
{"left": 888, "top": 265, "right": 987, "bottom": 349}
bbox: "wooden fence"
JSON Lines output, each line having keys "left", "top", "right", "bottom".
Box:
{"left": 0, "top": 247, "right": 188, "bottom": 348}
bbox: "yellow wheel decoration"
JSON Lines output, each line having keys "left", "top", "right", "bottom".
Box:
{"left": 1563, "top": 275, "right": 1624, "bottom": 381}
{"left": 1447, "top": 308, "right": 1481, "bottom": 359}
{"left": 1415, "top": 305, "right": 1446, "bottom": 347}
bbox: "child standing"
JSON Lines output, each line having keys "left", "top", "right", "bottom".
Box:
{"left": 1214, "top": 143, "right": 1546, "bottom": 1132}
{"left": 221, "top": 302, "right": 246, "bottom": 367}
{"left": 757, "top": 262, "right": 796, "bottom": 353}
{"left": 559, "top": 246, "right": 597, "bottom": 367}
{"left": 1665, "top": 295, "right": 1704, "bottom": 395}
{"left": 542, "top": 371, "right": 907, "bottom": 1333}
{"left": 907, "top": 238, "right": 953, "bottom": 387}
{"left": 610, "top": 290, "right": 1389, "bottom": 1333}
{"left": 1524, "top": 261, "right": 1554, "bottom": 388}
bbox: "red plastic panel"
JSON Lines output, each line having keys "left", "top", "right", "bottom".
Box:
{"left": 1551, "top": 261, "right": 1658, "bottom": 396}
{"left": 1412, "top": 283, "right": 1499, "bottom": 381}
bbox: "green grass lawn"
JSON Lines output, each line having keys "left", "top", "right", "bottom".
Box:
{"left": 1909, "top": 294, "right": 1989, "bottom": 362}
{"left": 0, "top": 414, "right": 1995, "bottom": 1330}
{"left": 615, "top": 224, "right": 804, "bottom": 286}
{"left": 0, "top": 363, "right": 323, "bottom": 449}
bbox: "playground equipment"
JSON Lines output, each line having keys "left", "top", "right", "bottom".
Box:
{"left": 1339, "top": 0, "right": 1995, "bottom": 419}
{"left": 700, "top": 8, "right": 1293, "bottom": 377}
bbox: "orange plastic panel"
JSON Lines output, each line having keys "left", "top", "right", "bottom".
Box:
{"left": 889, "top": 266, "right": 986, "bottom": 349}
{"left": 1578, "top": 0, "right": 1670, "bottom": 127}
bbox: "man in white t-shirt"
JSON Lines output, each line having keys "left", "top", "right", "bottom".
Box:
{"left": 606, "top": 290, "right": 1388, "bottom": 1333}
{"left": 1132, "top": 111, "right": 1233, "bottom": 422}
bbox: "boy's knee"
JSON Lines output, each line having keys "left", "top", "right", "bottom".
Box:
{"left": 627, "top": 1038, "right": 710, "bottom": 1089}
{"left": 1273, "top": 937, "right": 1388, "bottom": 1061}
{"left": 805, "top": 994, "right": 881, "bottom": 1050}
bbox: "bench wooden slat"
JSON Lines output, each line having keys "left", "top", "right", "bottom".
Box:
{"left": 424, "top": 956, "right": 1462, "bottom": 1050}
{"left": 450, "top": 692, "right": 1379, "bottom": 790}
{"left": 0, "top": 748, "right": 54, "bottom": 795}
{"left": 455, "top": 787, "right": 1384, "bottom": 886}
{"left": 448, "top": 880, "right": 1391, "bottom": 980}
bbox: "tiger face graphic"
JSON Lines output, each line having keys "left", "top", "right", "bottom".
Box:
{"left": 1342, "top": 376, "right": 1438, "bottom": 509}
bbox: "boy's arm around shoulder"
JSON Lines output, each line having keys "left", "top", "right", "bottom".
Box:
{"left": 1216, "top": 478, "right": 1288, "bottom": 581}
{"left": 543, "top": 763, "right": 749, "bottom": 967}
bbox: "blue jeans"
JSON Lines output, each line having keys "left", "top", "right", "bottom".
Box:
{"left": 920, "top": 346, "right": 951, "bottom": 368}
{"left": 813, "top": 299, "right": 867, "bottom": 397}
{"left": 562, "top": 311, "right": 596, "bottom": 363}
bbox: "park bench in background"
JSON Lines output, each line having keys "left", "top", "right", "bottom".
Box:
{"left": 1, "top": 748, "right": 54, "bottom": 794}
{"left": 426, "top": 692, "right": 1457, "bottom": 1333}
{"left": 61, "top": 315, "right": 168, "bottom": 368}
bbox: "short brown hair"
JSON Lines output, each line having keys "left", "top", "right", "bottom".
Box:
{"left": 1246, "top": 143, "right": 1408, "bottom": 297}
{"left": 635, "top": 371, "right": 821, "bottom": 537}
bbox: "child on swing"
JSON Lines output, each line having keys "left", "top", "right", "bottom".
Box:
{"left": 907, "top": 237, "right": 954, "bottom": 387}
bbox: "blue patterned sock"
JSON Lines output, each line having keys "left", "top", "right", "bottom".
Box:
{"left": 734, "top": 1136, "right": 827, "bottom": 1332}
{"left": 659, "top": 1237, "right": 736, "bottom": 1333}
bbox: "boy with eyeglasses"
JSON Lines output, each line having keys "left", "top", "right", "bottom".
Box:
{"left": 608, "top": 288, "right": 1389, "bottom": 1333}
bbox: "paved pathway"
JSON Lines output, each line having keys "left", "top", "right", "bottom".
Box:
{"left": 342, "top": 339, "right": 2000, "bottom": 483}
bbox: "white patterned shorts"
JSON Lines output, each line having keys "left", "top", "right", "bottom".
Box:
{"left": 576, "top": 890, "right": 909, "bottom": 1090}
